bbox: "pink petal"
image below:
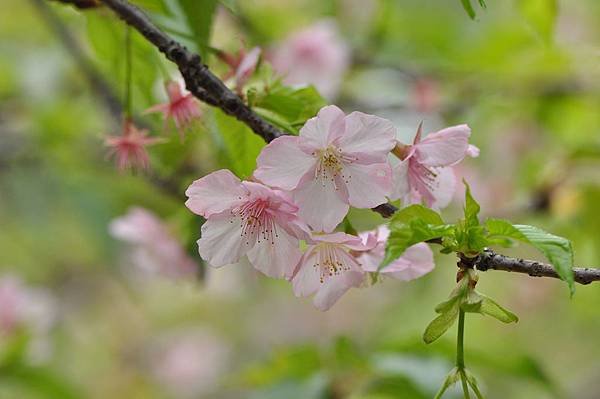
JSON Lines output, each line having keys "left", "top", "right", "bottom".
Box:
{"left": 299, "top": 105, "right": 345, "bottom": 150}
{"left": 247, "top": 225, "right": 302, "bottom": 279}
{"left": 383, "top": 243, "right": 435, "bottom": 281}
{"left": 414, "top": 124, "right": 471, "bottom": 167}
{"left": 197, "top": 213, "right": 252, "bottom": 267}
{"left": 389, "top": 159, "right": 410, "bottom": 201}
{"left": 292, "top": 249, "right": 321, "bottom": 297}
{"left": 309, "top": 232, "right": 369, "bottom": 251}
{"left": 343, "top": 162, "right": 392, "bottom": 208}
{"left": 144, "top": 103, "right": 170, "bottom": 117}
{"left": 254, "top": 136, "right": 315, "bottom": 190}
{"left": 335, "top": 112, "right": 396, "bottom": 163}
{"left": 185, "top": 170, "right": 247, "bottom": 218}
{"left": 235, "top": 47, "right": 261, "bottom": 88}
{"left": 467, "top": 144, "right": 480, "bottom": 158}
{"left": 293, "top": 178, "right": 349, "bottom": 233}
{"left": 430, "top": 166, "right": 456, "bottom": 210}
{"left": 313, "top": 249, "right": 364, "bottom": 311}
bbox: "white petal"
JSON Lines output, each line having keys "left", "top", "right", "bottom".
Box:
{"left": 292, "top": 249, "right": 321, "bottom": 297}
{"left": 185, "top": 170, "right": 247, "bottom": 218}
{"left": 344, "top": 162, "right": 392, "bottom": 208}
{"left": 254, "top": 136, "right": 315, "bottom": 190}
{"left": 247, "top": 224, "right": 302, "bottom": 279}
{"left": 197, "top": 213, "right": 253, "bottom": 268}
{"left": 389, "top": 159, "right": 410, "bottom": 201}
{"left": 299, "top": 105, "right": 346, "bottom": 149}
{"left": 293, "top": 179, "right": 349, "bottom": 233}
{"left": 336, "top": 112, "right": 396, "bottom": 163}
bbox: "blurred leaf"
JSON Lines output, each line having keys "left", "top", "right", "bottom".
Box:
{"left": 242, "top": 346, "right": 322, "bottom": 387}
{"left": 175, "top": 0, "right": 218, "bottom": 60}
{"left": 485, "top": 219, "right": 575, "bottom": 295}
{"left": 461, "top": 0, "right": 476, "bottom": 19}
{"left": 214, "top": 109, "right": 265, "bottom": 178}
{"left": 361, "top": 375, "right": 428, "bottom": 399}
{"left": 0, "top": 365, "right": 80, "bottom": 399}
{"left": 518, "top": 0, "right": 557, "bottom": 42}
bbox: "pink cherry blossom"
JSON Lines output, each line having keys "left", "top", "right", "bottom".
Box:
{"left": 255, "top": 105, "right": 396, "bottom": 233}
{"left": 218, "top": 46, "right": 261, "bottom": 93}
{"left": 390, "top": 123, "right": 474, "bottom": 209}
{"left": 145, "top": 80, "right": 202, "bottom": 137}
{"left": 270, "top": 21, "right": 349, "bottom": 99}
{"left": 109, "top": 207, "right": 197, "bottom": 279}
{"left": 185, "top": 169, "right": 305, "bottom": 279}
{"left": 357, "top": 225, "right": 435, "bottom": 280}
{"left": 0, "top": 276, "right": 56, "bottom": 336}
{"left": 291, "top": 232, "right": 375, "bottom": 311}
{"left": 151, "top": 329, "right": 229, "bottom": 398}
{"left": 105, "top": 120, "right": 163, "bottom": 171}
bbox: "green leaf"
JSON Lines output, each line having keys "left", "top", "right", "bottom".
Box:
{"left": 213, "top": 109, "right": 265, "bottom": 178}
{"left": 423, "top": 301, "right": 460, "bottom": 344}
{"left": 461, "top": 0, "right": 476, "bottom": 19}
{"left": 460, "top": 290, "right": 483, "bottom": 313}
{"left": 518, "top": 0, "right": 557, "bottom": 42}
{"left": 175, "top": 0, "right": 218, "bottom": 60}
{"left": 485, "top": 219, "right": 575, "bottom": 295}
{"left": 434, "top": 368, "right": 460, "bottom": 399}
{"left": 463, "top": 181, "right": 480, "bottom": 229}
{"left": 389, "top": 204, "right": 445, "bottom": 227}
{"left": 382, "top": 220, "right": 455, "bottom": 267}
{"left": 478, "top": 294, "right": 519, "bottom": 323}
{"left": 253, "top": 84, "right": 326, "bottom": 134}
{"left": 465, "top": 369, "right": 485, "bottom": 399}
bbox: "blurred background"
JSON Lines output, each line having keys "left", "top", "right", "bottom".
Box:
{"left": 1, "top": 0, "right": 600, "bottom": 397}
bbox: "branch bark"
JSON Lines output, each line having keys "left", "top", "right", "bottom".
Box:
{"left": 476, "top": 248, "right": 600, "bottom": 285}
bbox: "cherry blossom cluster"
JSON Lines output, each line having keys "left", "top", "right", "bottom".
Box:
{"left": 185, "top": 105, "right": 477, "bottom": 310}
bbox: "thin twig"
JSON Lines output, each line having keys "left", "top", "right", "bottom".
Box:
{"left": 476, "top": 248, "right": 600, "bottom": 285}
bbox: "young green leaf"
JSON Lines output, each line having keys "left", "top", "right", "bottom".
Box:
{"left": 423, "top": 302, "right": 460, "bottom": 344}
{"left": 175, "top": 0, "right": 218, "bottom": 60}
{"left": 486, "top": 219, "right": 575, "bottom": 295}
{"left": 382, "top": 220, "right": 455, "bottom": 267}
{"left": 479, "top": 294, "right": 519, "bottom": 323}
{"left": 389, "top": 204, "right": 445, "bottom": 226}
{"left": 461, "top": 0, "right": 476, "bottom": 19}
{"left": 463, "top": 180, "right": 480, "bottom": 228}
{"left": 465, "top": 369, "right": 485, "bottom": 399}
{"left": 434, "top": 368, "right": 460, "bottom": 399}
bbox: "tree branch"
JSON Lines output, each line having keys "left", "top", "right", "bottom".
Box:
{"left": 63, "top": 0, "right": 600, "bottom": 283}
{"left": 99, "top": 0, "right": 284, "bottom": 143}
{"left": 476, "top": 248, "right": 600, "bottom": 285}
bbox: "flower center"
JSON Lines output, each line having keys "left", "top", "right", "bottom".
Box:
{"left": 312, "top": 146, "right": 356, "bottom": 188}
{"left": 232, "top": 199, "right": 278, "bottom": 246}
{"left": 313, "top": 243, "right": 351, "bottom": 283}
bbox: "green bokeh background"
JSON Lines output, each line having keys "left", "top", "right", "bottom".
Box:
{"left": 1, "top": 0, "right": 600, "bottom": 398}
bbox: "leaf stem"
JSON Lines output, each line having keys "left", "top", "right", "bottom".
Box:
{"left": 124, "top": 25, "right": 132, "bottom": 119}
{"left": 457, "top": 309, "right": 471, "bottom": 398}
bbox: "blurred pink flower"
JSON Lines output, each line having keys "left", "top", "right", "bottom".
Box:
{"left": 255, "top": 105, "right": 395, "bottom": 232}
{"left": 185, "top": 170, "right": 306, "bottom": 279}
{"left": 390, "top": 124, "right": 475, "bottom": 209}
{"left": 270, "top": 21, "right": 350, "bottom": 99}
{"left": 411, "top": 77, "right": 440, "bottom": 113}
{"left": 152, "top": 329, "right": 229, "bottom": 398}
{"left": 145, "top": 80, "right": 201, "bottom": 137}
{"left": 109, "top": 207, "right": 197, "bottom": 279}
{"left": 357, "top": 225, "right": 435, "bottom": 280}
{"left": 292, "top": 232, "right": 374, "bottom": 311}
{"left": 0, "top": 276, "right": 56, "bottom": 338}
{"left": 104, "top": 120, "right": 162, "bottom": 171}
{"left": 218, "top": 46, "right": 261, "bottom": 93}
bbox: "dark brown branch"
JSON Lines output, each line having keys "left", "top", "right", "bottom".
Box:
{"left": 50, "top": 0, "right": 101, "bottom": 9}
{"left": 476, "top": 248, "right": 600, "bottom": 285}
{"left": 99, "top": 0, "right": 284, "bottom": 143}
{"left": 34, "top": 0, "right": 122, "bottom": 124}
